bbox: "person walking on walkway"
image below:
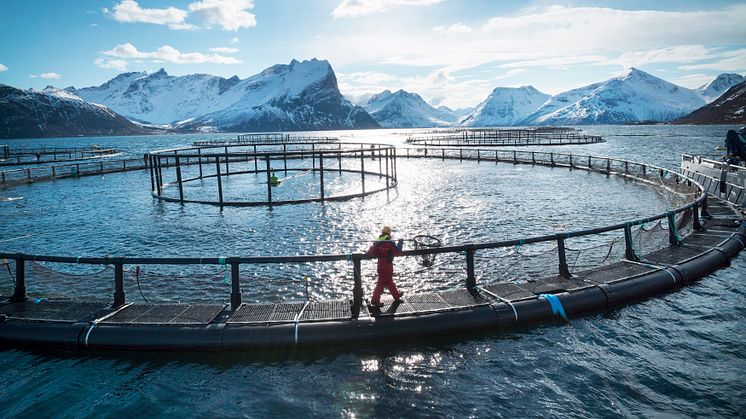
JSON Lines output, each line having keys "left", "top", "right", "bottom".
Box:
{"left": 367, "top": 226, "right": 404, "bottom": 307}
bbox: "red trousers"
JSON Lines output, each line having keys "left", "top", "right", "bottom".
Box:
{"left": 371, "top": 271, "right": 401, "bottom": 304}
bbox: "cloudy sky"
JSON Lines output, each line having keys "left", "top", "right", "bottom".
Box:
{"left": 0, "top": 0, "right": 744, "bottom": 108}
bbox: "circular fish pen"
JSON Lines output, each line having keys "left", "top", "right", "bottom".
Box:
{"left": 146, "top": 142, "right": 398, "bottom": 207}
{"left": 0, "top": 145, "right": 119, "bottom": 166}
{"left": 1, "top": 144, "right": 744, "bottom": 352}
{"left": 406, "top": 127, "right": 604, "bottom": 147}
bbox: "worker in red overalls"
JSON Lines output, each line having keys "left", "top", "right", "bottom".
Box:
{"left": 367, "top": 226, "right": 404, "bottom": 307}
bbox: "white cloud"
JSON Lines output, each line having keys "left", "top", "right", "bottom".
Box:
{"left": 229, "top": 37, "right": 239, "bottom": 44}
{"left": 0, "top": 64, "right": 7, "bottom": 72}
{"left": 671, "top": 73, "right": 715, "bottom": 89}
{"left": 209, "top": 47, "right": 239, "bottom": 53}
{"left": 30, "top": 72, "right": 62, "bottom": 79}
{"left": 169, "top": 22, "right": 200, "bottom": 30}
{"left": 433, "top": 22, "right": 472, "bottom": 34}
{"left": 604, "top": 45, "right": 714, "bottom": 67}
{"left": 189, "top": 0, "right": 256, "bottom": 31}
{"left": 679, "top": 48, "right": 746, "bottom": 72}
{"left": 105, "top": 0, "right": 192, "bottom": 30}
{"left": 94, "top": 58, "right": 128, "bottom": 71}
{"left": 332, "top": 0, "right": 443, "bottom": 18}
{"left": 103, "top": 43, "right": 242, "bottom": 65}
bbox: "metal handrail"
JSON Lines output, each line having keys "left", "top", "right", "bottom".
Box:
{"left": 1, "top": 150, "right": 707, "bottom": 315}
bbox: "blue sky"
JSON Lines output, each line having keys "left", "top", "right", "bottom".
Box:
{"left": 1, "top": 0, "right": 745, "bottom": 108}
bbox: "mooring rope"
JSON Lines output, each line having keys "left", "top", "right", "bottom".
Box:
{"left": 478, "top": 286, "right": 518, "bottom": 323}
{"left": 2, "top": 259, "right": 16, "bottom": 287}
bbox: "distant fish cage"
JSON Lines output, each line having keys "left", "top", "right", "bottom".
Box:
{"left": 406, "top": 128, "right": 603, "bottom": 147}
{"left": 0, "top": 145, "right": 119, "bottom": 166}
{"left": 193, "top": 133, "right": 341, "bottom": 147}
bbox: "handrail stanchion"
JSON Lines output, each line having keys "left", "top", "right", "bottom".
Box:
{"left": 352, "top": 255, "right": 363, "bottom": 317}
{"left": 148, "top": 155, "right": 155, "bottom": 192}
{"left": 667, "top": 212, "right": 680, "bottom": 245}
{"left": 466, "top": 246, "right": 476, "bottom": 290}
{"left": 557, "top": 238, "right": 570, "bottom": 278}
{"left": 319, "top": 153, "right": 325, "bottom": 201}
{"left": 624, "top": 224, "right": 639, "bottom": 261}
{"left": 230, "top": 259, "right": 241, "bottom": 311}
{"left": 175, "top": 156, "right": 184, "bottom": 204}
{"left": 701, "top": 195, "right": 711, "bottom": 219}
{"left": 113, "top": 260, "right": 125, "bottom": 308}
{"left": 692, "top": 202, "right": 703, "bottom": 231}
{"left": 216, "top": 157, "right": 224, "bottom": 208}
{"left": 10, "top": 255, "right": 27, "bottom": 303}
{"left": 265, "top": 155, "right": 272, "bottom": 204}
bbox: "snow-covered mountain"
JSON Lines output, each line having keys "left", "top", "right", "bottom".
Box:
{"left": 363, "top": 89, "right": 456, "bottom": 128}
{"left": 0, "top": 84, "right": 148, "bottom": 139}
{"left": 523, "top": 68, "right": 705, "bottom": 125}
{"left": 460, "top": 86, "right": 550, "bottom": 127}
{"left": 696, "top": 73, "right": 745, "bottom": 103}
{"left": 676, "top": 80, "right": 746, "bottom": 124}
{"left": 71, "top": 59, "right": 378, "bottom": 132}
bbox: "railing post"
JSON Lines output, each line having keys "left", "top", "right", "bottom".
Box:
{"left": 624, "top": 224, "right": 639, "bottom": 261}
{"left": 352, "top": 255, "right": 363, "bottom": 317}
{"left": 284, "top": 143, "right": 289, "bottom": 174}
{"left": 385, "top": 149, "right": 390, "bottom": 188}
{"left": 337, "top": 144, "right": 342, "bottom": 174}
{"left": 253, "top": 145, "right": 258, "bottom": 172}
{"left": 216, "top": 157, "right": 224, "bottom": 208}
{"left": 319, "top": 153, "right": 325, "bottom": 201}
{"left": 692, "top": 203, "right": 703, "bottom": 231}
{"left": 113, "top": 260, "right": 125, "bottom": 308}
{"left": 667, "top": 212, "right": 680, "bottom": 245}
{"left": 466, "top": 246, "right": 476, "bottom": 290}
{"left": 360, "top": 152, "right": 366, "bottom": 194}
{"left": 10, "top": 256, "right": 27, "bottom": 302}
{"left": 557, "top": 238, "right": 570, "bottom": 278}
{"left": 176, "top": 156, "right": 184, "bottom": 204}
{"left": 230, "top": 258, "right": 241, "bottom": 311}
{"left": 266, "top": 155, "right": 272, "bottom": 204}
{"left": 701, "top": 195, "right": 711, "bottom": 219}
{"left": 198, "top": 148, "right": 203, "bottom": 178}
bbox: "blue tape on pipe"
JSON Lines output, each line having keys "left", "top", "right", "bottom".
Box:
{"left": 539, "top": 293, "right": 568, "bottom": 322}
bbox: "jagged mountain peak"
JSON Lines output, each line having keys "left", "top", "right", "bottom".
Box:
{"left": 66, "top": 58, "right": 376, "bottom": 131}
{"left": 363, "top": 88, "right": 458, "bottom": 128}
{"left": 523, "top": 68, "right": 704, "bottom": 125}
{"left": 460, "top": 85, "right": 550, "bottom": 127}
{"left": 697, "top": 73, "right": 745, "bottom": 102}
{"left": 677, "top": 80, "right": 746, "bottom": 124}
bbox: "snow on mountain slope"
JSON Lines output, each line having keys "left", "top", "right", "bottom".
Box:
{"left": 696, "top": 73, "right": 745, "bottom": 103}
{"left": 178, "top": 59, "right": 378, "bottom": 131}
{"left": 71, "top": 59, "right": 377, "bottom": 131}
{"left": 0, "top": 84, "right": 147, "bottom": 139}
{"left": 72, "top": 69, "right": 228, "bottom": 124}
{"left": 363, "top": 89, "right": 455, "bottom": 128}
{"left": 524, "top": 68, "right": 705, "bottom": 125}
{"left": 460, "top": 86, "right": 550, "bottom": 127}
{"left": 676, "top": 80, "right": 746, "bottom": 124}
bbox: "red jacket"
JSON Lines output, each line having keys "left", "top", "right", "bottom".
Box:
{"left": 367, "top": 239, "right": 403, "bottom": 276}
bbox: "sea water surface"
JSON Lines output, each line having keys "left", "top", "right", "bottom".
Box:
{"left": 0, "top": 125, "right": 744, "bottom": 417}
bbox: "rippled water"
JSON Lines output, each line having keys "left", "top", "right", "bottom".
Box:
{"left": 1, "top": 125, "right": 744, "bottom": 417}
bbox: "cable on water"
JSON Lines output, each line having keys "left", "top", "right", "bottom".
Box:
{"left": 2, "top": 258, "right": 16, "bottom": 287}
{"left": 134, "top": 265, "right": 148, "bottom": 303}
